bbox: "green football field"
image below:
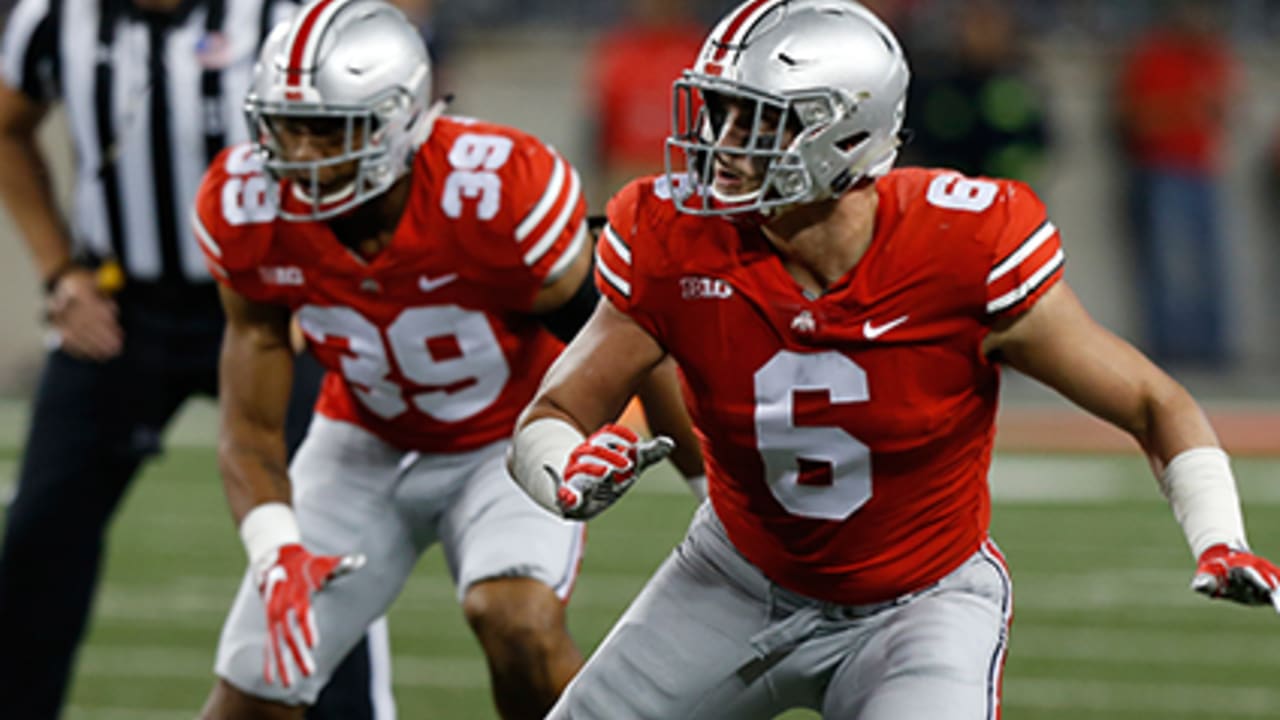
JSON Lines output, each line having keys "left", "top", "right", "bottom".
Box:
{"left": 1, "top": 407, "right": 1278, "bottom": 719}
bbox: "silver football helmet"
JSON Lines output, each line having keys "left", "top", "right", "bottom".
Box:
{"left": 665, "top": 0, "right": 910, "bottom": 216}
{"left": 245, "top": 0, "right": 440, "bottom": 220}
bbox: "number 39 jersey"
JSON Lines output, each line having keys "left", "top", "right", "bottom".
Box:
{"left": 597, "top": 168, "right": 1064, "bottom": 604}
{"left": 193, "top": 117, "right": 587, "bottom": 453}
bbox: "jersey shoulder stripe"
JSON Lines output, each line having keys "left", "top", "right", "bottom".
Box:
{"left": 544, "top": 221, "right": 589, "bottom": 283}
{"left": 517, "top": 150, "right": 583, "bottom": 269}
{"left": 986, "top": 245, "right": 1063, "bottom": 314}
{"left": 979, "top": 179, "right": 1064, "bottom": 317}
{"left": 988, "top": 219, "right": 1056, "bottom": 284}
{"left": 596, "top": 177, "right": 656, "bottom": 307}
{"left": 596, "top": 222, "right": 632, "bottom": 299}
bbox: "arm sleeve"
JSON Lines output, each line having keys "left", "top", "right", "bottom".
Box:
{"left": 982, "top": 180, "right": 1064, "bottom": 321}
{"left": 2, "top": 0, "right": 60, "bottom": 101}
{"left": 538, "top": 264, "right": 601, "bottom": 344}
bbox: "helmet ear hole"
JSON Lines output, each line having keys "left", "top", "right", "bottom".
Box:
{"left": 836, "top": 132, "right": 869, "bottom": 153}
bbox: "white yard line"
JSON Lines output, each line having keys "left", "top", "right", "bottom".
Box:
{"left": 0, "top": 396, "right": 1276, "bottom": 505}
{"left": 1006, "top": 678, "right": 1280, "bottom": 716}
{"left": 66, "top": 708, "right": 195, "bottom": 720}
{"left": 74, "top": 644, "right": 491, "bottom": 689}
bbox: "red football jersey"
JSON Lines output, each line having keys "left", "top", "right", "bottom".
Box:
{"left": 597, "top": 168, "right": 1064, "bottom": 604}
{"left": 194, "top": 117, "right": 587, "bottom": 453}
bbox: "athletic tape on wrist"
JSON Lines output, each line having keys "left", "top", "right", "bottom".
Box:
{"left": 510, "top": 417, "right": 584, "bottom": 515}
{"left": 686, "top": 474, "right": 708, "bottom": 502}
{"left": 239, "top": 501, "right": 302, "bottom": 566}
{"left": 1158, "top": 447, "right": 1248, "bottom": 558}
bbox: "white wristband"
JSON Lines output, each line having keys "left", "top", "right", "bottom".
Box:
{"left": 509, "top": 417, "right": 584, "bottom": 515}
{"left": 1158, "top": 447, "right": 1248, "bottom": 558}
{"left": 685, "top": 474, "right": 708, "bottom": 502}
{"left": 239, "top": 502, "right": 302, "bottom": 567}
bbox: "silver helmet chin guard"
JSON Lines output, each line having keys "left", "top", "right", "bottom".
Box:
{"left": 665, "top": 0, "right": 910, "bottom": 217}
{"left": 246, "top": 0, "right": 444, "bottom": 221}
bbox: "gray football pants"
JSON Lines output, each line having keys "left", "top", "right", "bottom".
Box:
{"left": 551, "top": 502, "right": 1012, "bottom": 719}
{"left": 214, "top": 416, "right": 585, "bottom": 705}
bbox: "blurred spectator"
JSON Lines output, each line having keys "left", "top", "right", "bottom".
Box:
{"left": 584, "top": 0, "right": 704, "bottom": 204}
{"left": 901, "top": 0, "right": 1050, "bottom": 185}
{"left": 860, "top": 0, "right": 927, "bottom": 37}
{"left": 1115, "top": 0, "right": 1236, "bottom": 368}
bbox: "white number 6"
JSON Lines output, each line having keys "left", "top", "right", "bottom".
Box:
{"left": 926, "top": 174, "right": 997, "bottom": 213}
{"left": 753, "top": 351, "right": 872, "bottom": 521}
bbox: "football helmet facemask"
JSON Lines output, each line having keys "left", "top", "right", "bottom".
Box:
{"left": 665, "top": 0, "right": 910, "bottom": 217}
{"left": 246, "top": 0, "right": 442, "bottom": 220}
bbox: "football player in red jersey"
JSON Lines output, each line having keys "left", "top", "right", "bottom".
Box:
{"left": 190, "top": 1, "right": 700, "bottom": 718}
{"left": 509, "top": 1, "right": 1280, "bottom": 718}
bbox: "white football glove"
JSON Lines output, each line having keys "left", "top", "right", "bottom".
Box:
{"left": 548, "top": 423, "right": 674, "bottom": 520}
{"left": 254, "top": 543, "right": 365, "bottom": 687}
{"left": 1192, "top": 543, "right": 1280, "bottom": 614}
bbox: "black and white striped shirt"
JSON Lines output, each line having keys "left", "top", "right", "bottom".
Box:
{"left": 1, "top": 0, "right": 296, "bottom": 286}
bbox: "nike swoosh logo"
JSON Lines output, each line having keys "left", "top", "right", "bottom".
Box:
{"left": 863, "top": 314, "right": 909, "bottom": 339}
{"left": 418, "top": 273, "right": 459, "bottom": 292}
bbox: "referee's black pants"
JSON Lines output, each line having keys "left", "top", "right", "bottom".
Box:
{"left": 0, "top": 293, "right": 381, "bottom": 719}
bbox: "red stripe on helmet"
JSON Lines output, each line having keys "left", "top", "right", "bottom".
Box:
{"left": 710, "top": 0, "right": 778, "bottom": 62}
{"left": 285, "top": 0, "right": 341, "bottom": 86}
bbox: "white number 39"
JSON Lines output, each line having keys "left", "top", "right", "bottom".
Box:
{"left": 220, "top": 145, "right": 276, "bottom": 225}
{"left": 441, "top": 133, "right": 514, "bottom": 221}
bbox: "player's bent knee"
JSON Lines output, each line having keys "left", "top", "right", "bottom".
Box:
{"left": 462, "top": 577, "right": 568, "bottom": 649}
{"left": 199, "top": 678, "right": 306, "bottom": 720}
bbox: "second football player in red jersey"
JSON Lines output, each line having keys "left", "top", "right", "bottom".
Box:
{"left": 189, "top": 1, "right": 700, "bottom": 718}
{"left": 510, "top": 1, "right": 1280, "bottom": 718}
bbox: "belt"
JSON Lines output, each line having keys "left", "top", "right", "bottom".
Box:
{"left": 749, "top": 581, "right": 940, "bottom": 659}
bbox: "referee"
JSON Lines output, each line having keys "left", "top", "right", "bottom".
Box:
{"left": 0, "top": 0, "right": 393, "bottom": 717}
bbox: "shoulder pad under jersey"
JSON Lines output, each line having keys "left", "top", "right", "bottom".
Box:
{"left": 595, "top": 174, "right": 690, "bottom": 311}
{"left": 192, "top": 144, "right": 279, "bottom": 288}
{"left": 885, "top": 168, "right": 1065, "bottom": 320}
{"left": 418, "top": 117, "right": 589, "bottom": 286}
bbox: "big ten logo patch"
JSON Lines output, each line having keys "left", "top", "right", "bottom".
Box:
{"left": 259, "top": 266, "right": 305, "bottom": 286}
{"left": 680, "top": 276, "right": 733, "bottom": 300}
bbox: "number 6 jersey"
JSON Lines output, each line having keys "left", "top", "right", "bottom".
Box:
{"left": 193, "top": 117, "right": 587, "bottom": 453}
{"left": 597, "top": 168, "right": 1064, "bottom": 605}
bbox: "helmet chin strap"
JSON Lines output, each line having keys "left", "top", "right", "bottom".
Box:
{"left": 708, "top": 184, "right": 764, "bottom": 207}
{"left": 291, "top": 180, "right": 358, "bottom": 208}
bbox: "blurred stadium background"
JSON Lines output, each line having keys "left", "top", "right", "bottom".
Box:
{"left": 1, "top": 0, "right": 1279, "bottom": 717}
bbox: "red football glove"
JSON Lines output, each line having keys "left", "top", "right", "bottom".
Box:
{"left": 1191, "top": 543, "right": 1280, "bottom": 613}
{"left": 256, "top": 543, "right": 365, "bottom": 687}
{"left": 548, "top": 424, "right": 674, "bottom": 520}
